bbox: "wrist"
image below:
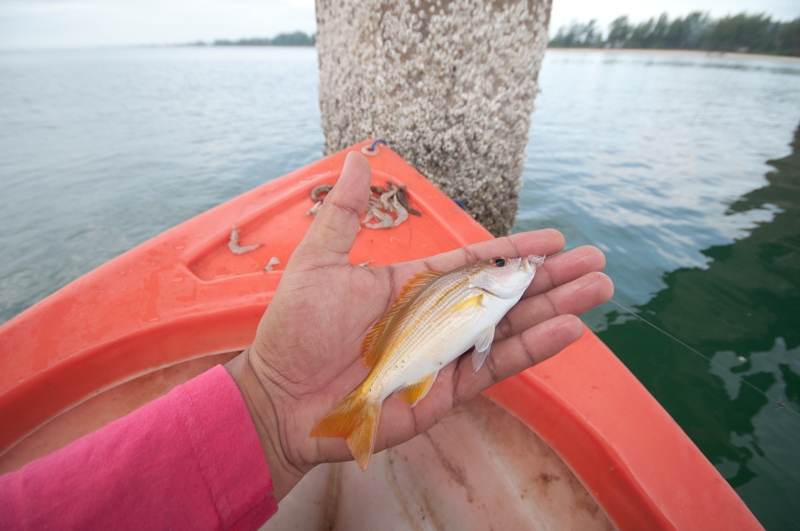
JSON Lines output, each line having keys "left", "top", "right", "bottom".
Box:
{"left": 225, "top": 349, "right": 306, "bottom": 502}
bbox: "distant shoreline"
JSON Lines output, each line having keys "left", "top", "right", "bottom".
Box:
{"left": 547, "top": 48, "right": 800, "bottom": 65}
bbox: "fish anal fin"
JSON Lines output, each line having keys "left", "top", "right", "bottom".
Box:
{"left": 361, "top": 270, "right": 444, "bottom": 368}
{"left": 310, "top": 387, "right": 381, "bottom": 471}
{"left": 472, "top": 326, "right": 495, "bottom": 372}
{"left": 393, "top": 371, "right": 438, "bottom": 407}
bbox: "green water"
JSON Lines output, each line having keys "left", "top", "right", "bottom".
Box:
{"left": 598, "top": 123, "right": 800, "bottom": 530}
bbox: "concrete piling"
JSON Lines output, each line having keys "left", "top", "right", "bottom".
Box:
{"left": 316, "top": 0, "right": 552, "bottom": 236}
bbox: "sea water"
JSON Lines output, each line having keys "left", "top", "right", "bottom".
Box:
{"left": 1, "top": 46, "right": 799, "bottom": 529}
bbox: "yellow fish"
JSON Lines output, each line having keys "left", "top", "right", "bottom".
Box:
{"left": 311, "top": 254, "right": 545, "bottom": 470}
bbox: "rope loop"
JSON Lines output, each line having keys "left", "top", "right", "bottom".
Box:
{"left": 361, "top": 139, "right": 387, "bottom": 157}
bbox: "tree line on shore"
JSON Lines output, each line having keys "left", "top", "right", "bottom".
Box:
{"left": 549, "top": 12, "right": 800, "bottom": 56}
{"left": 193, "top": 31, "right": 315, "bottom": 47}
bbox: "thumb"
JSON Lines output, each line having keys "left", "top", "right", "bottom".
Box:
{"left": 295, "top": 151, "right": 372, "bottom": 265}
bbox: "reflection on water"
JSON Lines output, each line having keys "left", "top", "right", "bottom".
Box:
{"left": 0, "top": 47, "right": 324, "bottom": 323}
{"left": 598, "top": 123, "right": 800, "bottom": 530}
{"left": 516, "top": 50, "right": 800, "bottom": 332}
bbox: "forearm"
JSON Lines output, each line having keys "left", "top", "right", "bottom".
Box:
{"left": 224, "top": 350, "right": 307, "bottom": 502}
{"left": 0, "top": 365, "right": 278, "bottom": 530}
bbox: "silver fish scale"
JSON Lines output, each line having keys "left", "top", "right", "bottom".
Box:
{"left": 369, "top": 273, "right": 504, "bottom": 401}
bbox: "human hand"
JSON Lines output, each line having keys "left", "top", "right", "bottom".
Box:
{"left": 226, "top": 151, "right": 614, "bottom": 501}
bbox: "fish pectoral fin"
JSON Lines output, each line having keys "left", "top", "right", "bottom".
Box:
{"left": 393, "top": 372, "right": 438, "bottom": 407}
{"left": 472, "top": 326, "right": 495, "bottom": 372}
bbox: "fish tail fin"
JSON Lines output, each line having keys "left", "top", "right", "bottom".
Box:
{"left": 310, "top": 388, "right": 381, "bottom": 471}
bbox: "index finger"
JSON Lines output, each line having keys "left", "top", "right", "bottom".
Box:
{"left": 391, "top": 229, "right": 566, "bottom": 283}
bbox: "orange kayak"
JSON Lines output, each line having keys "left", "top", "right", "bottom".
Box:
{"left": 0, "top": 140, "right": 761, "bottom": 530}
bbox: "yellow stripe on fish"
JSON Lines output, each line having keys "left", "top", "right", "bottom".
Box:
{"left": 311, "top": 254, "right": 546, "bottom": 470}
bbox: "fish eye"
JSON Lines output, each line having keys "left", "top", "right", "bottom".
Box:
{"left": 490, "top": 257, "right": 506, "bottom": 267}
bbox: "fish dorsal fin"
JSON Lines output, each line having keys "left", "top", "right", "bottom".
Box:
{"left": 393, "top": 371, "right": 438, "bottom": 407}
{"left": 361, "top": 270, "right": 444, "bottom": 368}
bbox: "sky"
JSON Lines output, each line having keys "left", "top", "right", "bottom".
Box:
{"left": 0, "top": 0, "right": 797, "bottom": 50}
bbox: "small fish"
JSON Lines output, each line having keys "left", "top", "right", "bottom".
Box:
{"left": 390, "top": 182, "right": 421, "bottom": 216}
{"left": 306, "top": 201, "right": 323, "bottom": 216}
{"left": 390, "top": 196, "right": 408, "bottom": 227}
{"left": 361, "top": 202, "right": 394, "bottom": 229}
{"left": 264, "top": 257, "right": 281, "bottom": 272}
{"left": 311, "top": 185, "right": 333, "bottom": 202}
{"left": 228, "top": 225, "right": 262, "bottom": 255}
{"left": 378, "top": 185, "right": 398, "bottom": 211}
{"left": 311, "top": 254, "right": 545, "bottom": 470}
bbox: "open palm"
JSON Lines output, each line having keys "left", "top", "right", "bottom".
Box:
{"left": 227, "top": 152, "right": 613, "bottom": 501}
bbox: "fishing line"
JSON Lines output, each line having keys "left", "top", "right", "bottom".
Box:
{"left": 607, "top": 298, "right": 800, "bottom": 420}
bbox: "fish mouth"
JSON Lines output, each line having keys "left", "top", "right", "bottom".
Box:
{"left": 524, "top": 254, "right": 546, "bottom": 272}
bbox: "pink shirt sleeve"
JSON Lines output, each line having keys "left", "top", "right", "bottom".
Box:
{"left": 0, "top": 364, "right": 279, "bottom": 530}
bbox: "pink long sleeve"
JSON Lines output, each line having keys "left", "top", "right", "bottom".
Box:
{"left": 0, "top": 365, "right": 279, "bottom": 530}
